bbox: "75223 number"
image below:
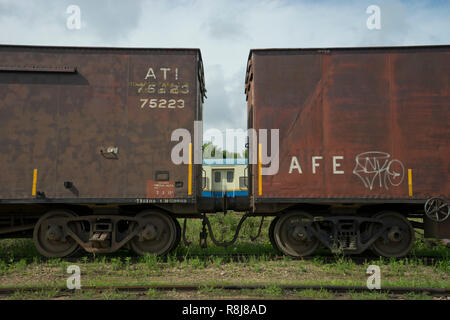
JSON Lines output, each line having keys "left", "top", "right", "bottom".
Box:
{"left": 140, "top": 98, "right": 185, "bottom": 109}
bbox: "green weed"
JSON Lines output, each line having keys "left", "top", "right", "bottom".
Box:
{"left": 296, "top": 289, "right": 334, "bottom": 299}
{"left": 142, "top": 254, "right": 158, "bottom": 269}
{"left": 263, "top": 285, "right": 283, "bottom": 297}
{"left": 110, "top": 257, "right": 123, "bottom": 271}
{"left": 348, "top": 290, "right": 388, "bottom": 300}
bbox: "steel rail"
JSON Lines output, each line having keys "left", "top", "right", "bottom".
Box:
{"left": 3, "top": 254, "right": 444, "bottom": 266}
{"left": 0, "top": 284, "right": 448, "bottom": 296}
{"left": 165, "top": 254, "right": 447, "bottom": 265}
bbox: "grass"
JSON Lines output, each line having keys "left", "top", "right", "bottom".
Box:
{"left": 198, "top": 285, "right": 228, "bottom": 296}
{"left": 0, "top": 213, "right": 448, "bottom": 300}
{"left": 170, "top": 213, "right": 276, "bottom": 257}
{"left": 110, "top": 257, "right": 124, "bottom": 271}
{"left": 238, "top": 286, "right": 284, "bottom": 298}
{"left": 101, "top": 289, "right": 138, "bottom": 300}
{"left": 410, "top": 230, "right": 450, "bottom": 257}
{"left": 142, "top": 254, "right": 158, "bottom": 269}
{"left": 348, "top": 290, "right": 389, "bottom": 300}
{"left": 3, "top": 286, "right": 441, "bottom": 300}
{"left": 402, "top": 292, "right": 433, "bottom": 300}
{"left": 8, "top": 288, "right": 60, "bottom": 300}
{"left": 296, "top": 289, "right": 334, "bottom": 299}
{"left": 433, "top": 259, "right": 450, "bottom": 273}
{"left": 330, "top": 254, "right": 357, "bottom": 274}
{"left": 263, "top": 285, "right": 283, "bottom": 297}
{"left": 146, "top": 288, "right": 160, "bottom": 298}
{"left": 191, "top": 257, "right": 206, "bottom": 269}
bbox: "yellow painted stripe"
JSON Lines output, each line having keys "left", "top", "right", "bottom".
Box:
{"left": 258, "top": 143, "right": 262, "bottom": 196}
{"left": 32, "top": 169, "right": 38, "bottom": 196}
{"left": 188, "top": 143, "right": 192, "bottom": 195}
{"left": 408, "top": 169, "right": 413, "bottom": 197}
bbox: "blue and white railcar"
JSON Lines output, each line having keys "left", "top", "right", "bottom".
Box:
{"left": 202, "top": 159, "right": 248, "bottom": 198}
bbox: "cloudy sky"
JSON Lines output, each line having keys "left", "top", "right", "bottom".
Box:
{"left": 0, "top": 0, "right": 449, "bottom": 153}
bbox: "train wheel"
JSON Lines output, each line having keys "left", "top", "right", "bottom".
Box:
{"left": 171, "top": 218, "right": 181, "bottom": 252}
{"left": 273, "top": 211, "right": 319, "bottom": 257}
{"left": 370, "top": 211, "right": 415, "bottom": 258}
{"left": 268, "top": 216, "right": 281, "bottom": 253}
{"left": 130, "top": 211, "right": 178, "bottom": 255}
{"left": 33, "top": 210, "right": 81, "bottom": 258}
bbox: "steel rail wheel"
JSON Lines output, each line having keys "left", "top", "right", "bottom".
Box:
{"left": 130, "top": 211, "right": 178, "bottom": 255}
{"left": 273, "top": 211, "right": 319, "bottom": 257}
{"left": 33, "top": 210, "right": 81, "bottom": 258}
{"left": 268, "top": 216, "right": 281, "bottom": 253}
{"left": 370, "top": 211, "right": 415, "bottom": 258}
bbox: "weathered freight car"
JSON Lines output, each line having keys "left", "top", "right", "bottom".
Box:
{"left": 0, "top": 45, "right": 206, "bottom": 257}
{"left": 245, "top": 45, "right": 450, "bottom": 257}
{"left": 1, "top": 44, "right": 448, "bottom": 259}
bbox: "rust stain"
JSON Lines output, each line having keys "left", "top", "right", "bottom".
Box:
{"left": 0, "top": 45, "right": 205, "bottom": 200}
{"left": 246, "top": 46, "right": 450, "bottom": 201}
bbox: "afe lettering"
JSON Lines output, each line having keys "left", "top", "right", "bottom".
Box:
{"left": 289, "top": 156, "right": 344, "bottom": 174}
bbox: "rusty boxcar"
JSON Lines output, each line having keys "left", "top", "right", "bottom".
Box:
{"left": 0, "top": 44, "right": 205, "bottom": 257}
{"left": 245, "top": 45, "right": 450, "bottom": 257}
{"left": 0, "top": 44, "right": 448, "bottom": 259}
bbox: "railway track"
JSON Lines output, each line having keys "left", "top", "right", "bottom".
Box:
{"left": 120, "top": 253, "right": 449, "bottom": 266}
{"left": 0, "top": 284, "right": 449, "bottom": 298}
{"left": 165, "top": 254, "right": 447, "bottom": 265}
{"left": 2, "top": 252, "right": 445, "bottom": 266}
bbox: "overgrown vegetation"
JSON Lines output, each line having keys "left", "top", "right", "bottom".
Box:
{"left": 0, "top": 213, "right": 448, "bottom": 300}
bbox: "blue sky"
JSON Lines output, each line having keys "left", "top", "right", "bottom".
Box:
{"left": 0, "top": 0, "right": 449, "bottom": 153}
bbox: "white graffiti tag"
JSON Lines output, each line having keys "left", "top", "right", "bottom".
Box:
{"left": 353, "top": 152, "right": 404, "bottom": 190}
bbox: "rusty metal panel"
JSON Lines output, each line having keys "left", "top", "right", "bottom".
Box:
{"left": 424, "top": 216, "right": 450, "bottom": 238}
{"left": 0, "top": 83, "right": 58, "bottom": 199}
{"left": 0, "top": 45, "right": 204, "bottom": 202}
{"left": 0, "top": 65, "right": 76, "bottom": 72}
{"left": 247, "top": 46, "right": 450, "bottom": 201}
{"left": 125, "top": 53, "right": 199, "bottom": 199}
